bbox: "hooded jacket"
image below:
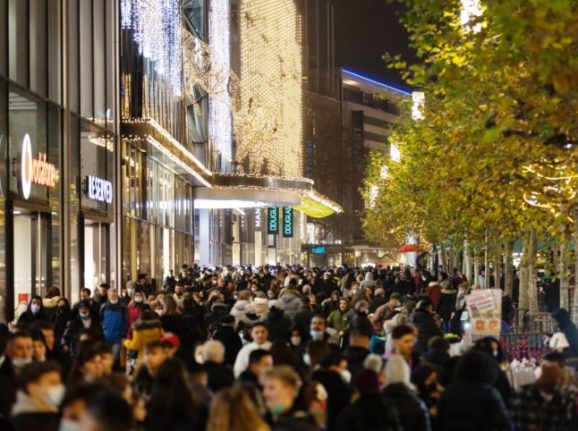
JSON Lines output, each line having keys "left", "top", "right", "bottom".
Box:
{"left": 265, "top": 308, "right": 291, "bottom": 342}
{"left": 123, "top": 319, "right": 164, "bottom": 364}
{"left": 551, "top": 308, "right": 578, "bottom": 357}
{"left": 409, "top": 308, "right": 442, "bottom": 354}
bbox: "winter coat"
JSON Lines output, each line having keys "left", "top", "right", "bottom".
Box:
{"left": 382, "top": 383, "right": 431, "bottom": 431}
{"left": 327, "top": 308, "right": 349, "bottom": 333}
{"left": 230, "top": 300, "right": 262, "bottom": 326}
{"left": 312, "top": 369, "right": 354, "bottom": 431}
{"left": 127, "top": 302, "right": 149, "bottom": 338}
{"left": 348, "top": 310, "right": 374, "bottom": 335}
{"left": 552, "top": 308, "right": 578, "bottom": 358}
{"left": 100, "top": 301, "right": 129, "bottom": 343}
{"left": 409, "top": 308, "right": 442, "bottom": 354}
{"left": 123, "top": 319, "right": 164, "bottom": 365}
{"left": 438, "top": 288, "right": 457, "bottom": 322}
{"left": 61, "top": 316, "right": 105, "bottom": 356}
{"left": 344, "top": 346, "right": 370, "bottom": 380}
{"left": 278, "top": 295, "right": 302, "bottom": 319}
{"left": 10, "top": 391, "right": 60, "bottom": 431}
{"left": 293, "top": 308, "right": 315, "bottom": 336}
{"left": 41, "top": 296, "right": 61, "bottom": 321}
{"left": 369, "top": 296, "right": 387, "bottom": 314}
{"left": 204, "top": 361, "right": 234, "bottom": 393}
{"left": 425, "top": 285, "right": 442, "bottom": 311}
{"left": 212, "top": 325, "right": 243, "bottom": 367}
{"left": 267, "top": 407, "right": 318, "bottom": 431}
{"left": 438, "top": 380, "right": 510, "bottom": 431}
{"left": 335, "top": 393, "right": 401, "bottom": 431}
{"left": 16, "top": 309, "right": 49, "bottom": 328}
{"left": 160, "top": 313, "right": 186, "bottom": 342}
{"left": 266, "top": 308, "right": 291, "bottom": 342}
{"left": 360, "top": 272, "right": 376, "bottom": 290}
{"left": 0, "top": 358, "right": 17, "bottom": 421}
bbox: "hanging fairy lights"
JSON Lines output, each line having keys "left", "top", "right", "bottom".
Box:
{"left": 208, "top": 0, "right": 233, "bottom": 172}
{"left": 120, "top": 0, "right": 182, "bottom": 95}
{"left": 237, "top": 0, "right": 304, "bottom": 177}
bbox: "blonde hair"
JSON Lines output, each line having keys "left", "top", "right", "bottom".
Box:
{"left": 206, "top": 387, "right": 271, "bottom": 431}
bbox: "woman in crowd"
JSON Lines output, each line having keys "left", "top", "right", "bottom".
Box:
{"left": 207, "top": 386, "right": 271, "bottom": 431}
{"left": 123, "top": 310, "right": 164, "bottom": 366}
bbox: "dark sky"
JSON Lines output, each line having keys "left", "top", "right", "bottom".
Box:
{"left": 335, "top": 0, "right": 415, "bottom": 91}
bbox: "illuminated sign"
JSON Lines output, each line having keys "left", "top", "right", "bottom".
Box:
{"left": 255, "top": 208, "right": 262, "bottom": 229}
{"left": 21, "top": 134, "right": 59, "bottom": 199}
{"left": 282, "top": 207, "right": 293, "bottom": 238}
{"left": 311, "top": 246, "right": 326, "bottom": 255}
{"left": 85, "top": 176, "right": 113, "bottom": 204}
{"left": 267, "top": 208, "right": 279, "bottom": 234}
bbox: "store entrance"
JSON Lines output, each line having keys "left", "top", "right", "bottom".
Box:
{"left": 13, "top": 208, "right": 50, "bottom": 309}
{"left": 83, "top": 220, "right": 109, "bottom": 291}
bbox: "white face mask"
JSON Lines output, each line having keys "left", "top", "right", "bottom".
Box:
{"left": 303, "top": 353, "right": 311, "bottom": 366}
{"left": 44, "top": 385, "right": 66, "bottom": 408}
{"left": 109, "top": 299, "right": 118, "bottom": 305}
{"left": 340, "top": 369, "right": 352, "bottom": 384}
{"left": 30, "top": 304, "right": 41, "bottom": 314}
{"left": 59, "top": 418, "right": 80, "bottom": 431}
{"left": 11, "top": 357, "right": 33, "bottom": 368}
{"left": 290, "top": 336, "right": 301, "bottom": 347}
{"left": 79, "top": 311, "right": 90, "bottom": 319}
{"left": 127, "top": 289, "right": 135, "bottom": 296}
{"left": 134, "top": 297, "right": 143, "bottom": 303}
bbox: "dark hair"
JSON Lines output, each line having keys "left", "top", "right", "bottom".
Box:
{"left": 251, "top": 322, "right": 267, "bottom": 331}
{"left": 86, "top": 389, "right": 133, "bottom": 431}
{"left": 68, "top": 343, "right": 101, "bottom": 382}
{"left": 221, "top": 315, "right": 236, "bottom": 325}
{"left": 455, "top": 350, "right": 499, "bottom": 384}
{"left": 320, "top": 351, "right": 345, "bottom": 369}
{"left": 140, "top": 310, "right": 158, "bottom": 321}
{"left": 144, "top": 340, "right": 166, "bottom": 353}
{"left": 427, "top": 336, "right": 450, "bottom": 351}
{"left": 390, "top": 292, "right": 401, "bottom": 301}
{"left": 269, "top": 341, "right": 300, "bottom": 370}
{"left": 99, "top": 283, "right": 110, "bottom": 289}
{"left": 543, "top": 351, "right": 566, "bottom": 365}
{"left": 46, "top": 286, "right": 61, "bottom": 299}
{"left": 93, "top": 341, "right": 113, "bottom": 356}
{"left": 248, "top": 349, "right": 273, "bottom": 365}
{"left": 18, "top": 361, "right": 61, "bottom": 393}
{"left": 81, "top": 287, "right": 92, "bottom": 296}
{"left": 9, "top": 330, "right": 33, "bottom": 344}
{"left": 391, "top": 324, "right": 414, "bottom": 340}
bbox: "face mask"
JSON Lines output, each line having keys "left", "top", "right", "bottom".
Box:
{"left": 340, "top": 369, "right": 352, "bottom": 384}
{"left": 290, "top": 336, "right": 301, "bottom": 347}
{"left": 109, "top": 299, "right": 118, "bottom": 305}
{"left": 30, "top": 304, "right": 40, "bottom": 314}
{"left": 59, "top": 419, "right": 80, "bottom": 431}
{"left": 44, "top": 385, "right": 66, "bottom": 408}
{"left": 134, "top": 297, "right": 143, "bottom": 303}
{"left": 12, "top": 357, "right": 33, "bottom": 368}
{"left": 127, "top": 289, "right": 135, "bottom": 296}
{"left": 270, "top": 402, "right": 286, "bottom": 416}
{"left": 79, "top": 311, "right": 90, "bottom": 319}
{"left": 310, "top": 330, "right": 324, "bottom": 341}
{"left": 303, "top": 353, "right": 311, "bottom": 366}
{"left": 492, "top": 350, "right": 499, "bottom": 358}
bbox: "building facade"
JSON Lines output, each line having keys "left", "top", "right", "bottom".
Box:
{"left": 0, "top": 0, "right": 120, "bottom": 321}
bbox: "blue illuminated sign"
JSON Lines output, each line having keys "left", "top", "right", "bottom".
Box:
{"left": 311, "top": 246, "right": 326, "bottom": 254}
{"left": 282, "top": 207, "right": 293, "bottom": 238}
{"left": 267, "top": 208, "right": 279, "bottom": 234}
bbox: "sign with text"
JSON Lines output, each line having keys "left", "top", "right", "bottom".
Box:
{"left": 21, "top": 134, "right": 59, "bottom": 199}
{"left": 84, "top": 176, "right": 113, "bottom": 204}
{"left": 466, "top": 289, "right": 502, "bottom": 339}
{"left": 282, "top": 207, "right": 293, "bottom": 238}
{"left": 267, "top": 208, "right": 279, "bottom": 234}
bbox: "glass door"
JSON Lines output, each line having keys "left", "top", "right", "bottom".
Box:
{"left": 13, "top": 209, "right": 50, "bottom": 311}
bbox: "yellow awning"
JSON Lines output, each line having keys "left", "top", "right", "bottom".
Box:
{"left": 295, "top": 192, "right": 343, "bottom": 218}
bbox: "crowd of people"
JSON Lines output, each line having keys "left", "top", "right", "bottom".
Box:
{"left": 1, "top": 264, "right": 578, "bottom": 431}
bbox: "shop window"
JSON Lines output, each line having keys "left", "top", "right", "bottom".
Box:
{"left": 8, "top": 0, "right": 28, "bottom": 85}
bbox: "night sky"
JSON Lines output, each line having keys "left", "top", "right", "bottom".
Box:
{"left": 335, "top": 0, "right": 415, "bottom": 91}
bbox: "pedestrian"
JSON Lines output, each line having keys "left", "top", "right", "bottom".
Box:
{"left": 17, "top": 295, "right": 49, "bottom": 328}
{"left": 100, "top": 289, "right": 129, "bottom": 362}
{"left": 409, "top": 298, "right": 442, "bottom": 354}
{"left": 206, "top": 386, "right": 271, "bottom": 431}
{"left": 234, "top": 323, "right": 272, "bottom": 378}
{"left": 382, "top": 355, "right": 431, "bottom": 431}
{"left": 123, "top": 310, "right": 164, "bottom": 367}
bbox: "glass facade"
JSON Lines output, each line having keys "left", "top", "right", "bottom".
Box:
{"left": 0, "top": 0, "right": 119, "bottom": 321}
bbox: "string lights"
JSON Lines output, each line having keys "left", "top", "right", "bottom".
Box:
{"left": 121, "top": 0, "right": 182, "bottom": 95}
{"left": 237, "top": 0, "right": 303, "bottom": 177}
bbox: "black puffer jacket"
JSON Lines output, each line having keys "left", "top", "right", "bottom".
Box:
{"left": 409, "top": 308, "right": 442, "bottom": 354}
{"left": 335, "top": 393, "right": 401, "bottom": 431}
{"left": 438, "top": 380, "right": 510, "bottom": 431}
{"left": 266, "top": 308, "right": 292, "bottom": 342}
{"left": 382, "top": 383, "right": 431, "bottom": 431}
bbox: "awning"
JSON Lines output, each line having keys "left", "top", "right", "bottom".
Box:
{"left": 295, "top": 191, "right": 343, "bottom": 218}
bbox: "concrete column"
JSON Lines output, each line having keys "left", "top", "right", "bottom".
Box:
{"left": 199, "top": 209, "right": 210, "bottom": 266}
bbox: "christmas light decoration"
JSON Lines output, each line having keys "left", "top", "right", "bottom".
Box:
{"left": 120, "top": 0, "right": 182, "bottom": 95}
{"left": 237, "top": 0, "right": 303, "bottom": 177}
{"left": 208, "top": 0, "right": 233, "bottom": 172}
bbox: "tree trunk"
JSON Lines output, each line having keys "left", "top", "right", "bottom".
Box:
{"left": 504, "top": 241, "right": 514, "bottom": 297}
{"left": 574, "top": 208, "right": 578, "bottom": 323}
{"left": 560, "top": 240, "right": 569, "bottom": 310}
{"left": 474, "top": 256, "right": 480, "bottom": 286}
{"left": 440, "top": 246, "right": 447, "bottom": 273}
{"left": 518, "top": 232, "right": 530, "bottom": 312}
{"left": 483, "top": 232, "right": 489, "bottom": 289}
{"left": 528, "top": 228, "right": 538, "bottom": 313}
